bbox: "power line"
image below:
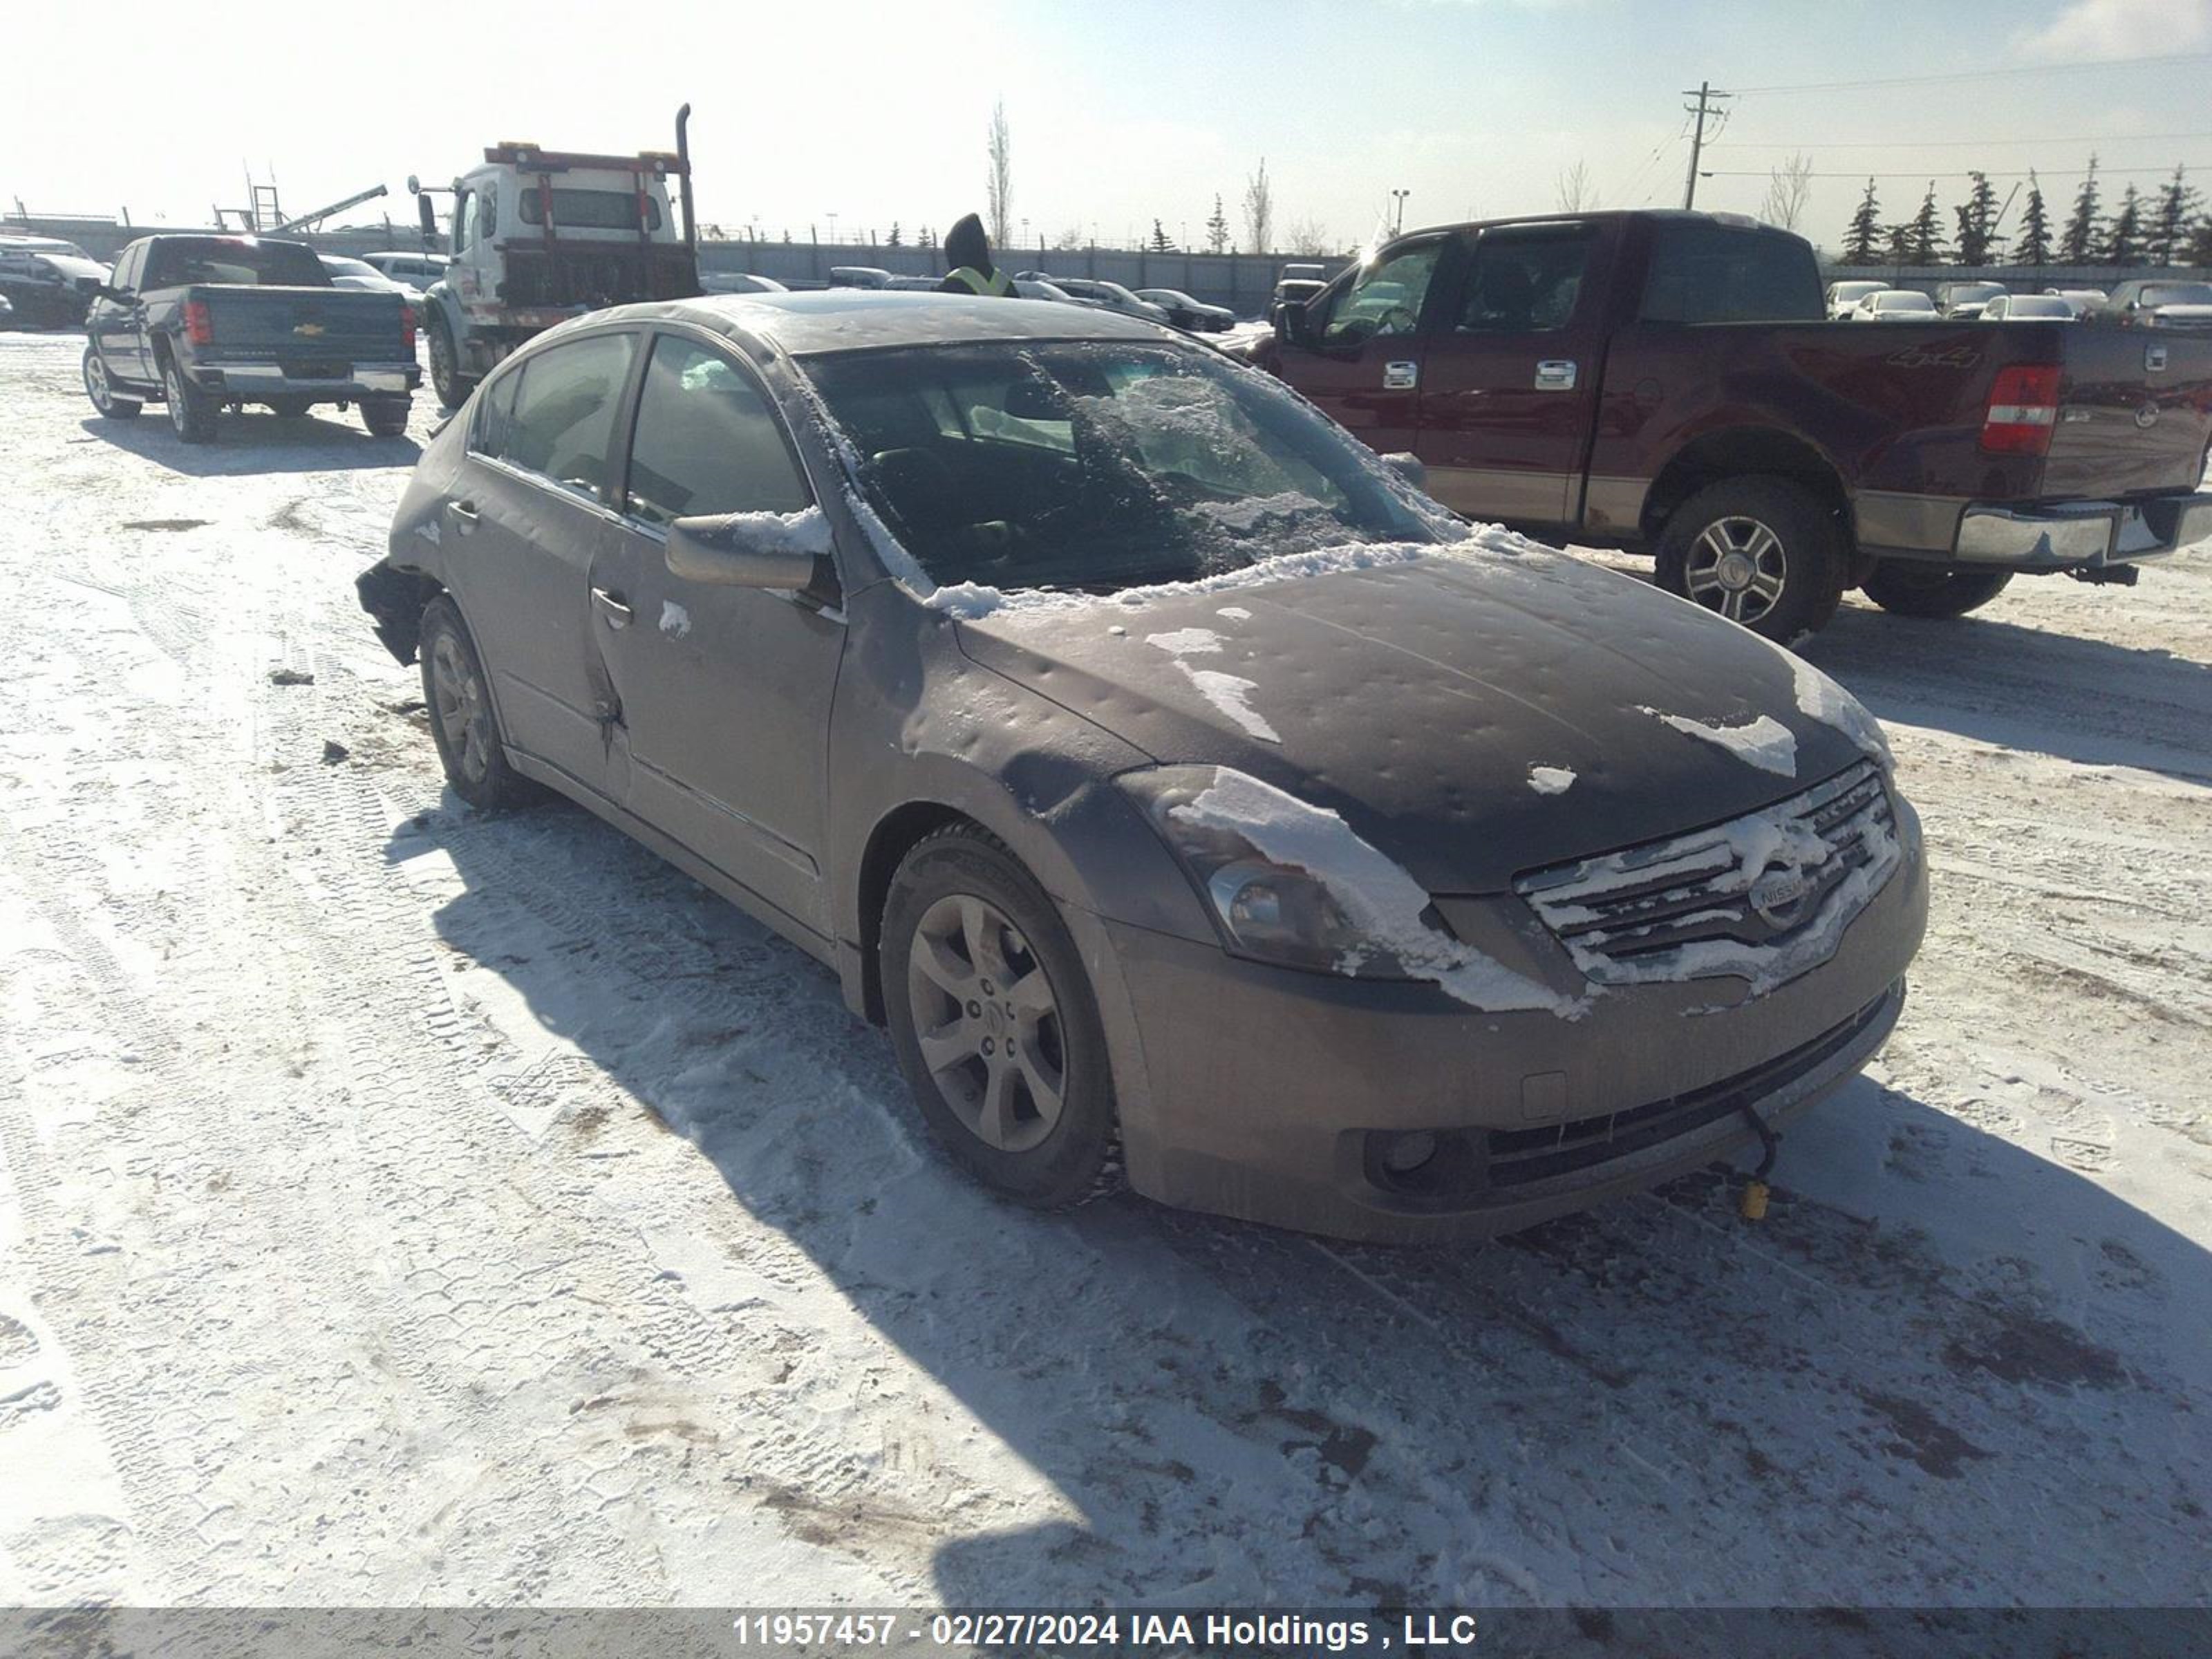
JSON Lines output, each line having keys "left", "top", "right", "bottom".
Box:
{"left": 1701, "top": 162, "right": 2212, "bottom": 179}
{"left": 1729, "top": 52, "right": 2212, "bottom": 95}
{"left": 1710, "top": 132, "right": 2212, "bottom": 150}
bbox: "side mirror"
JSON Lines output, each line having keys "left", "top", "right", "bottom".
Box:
{"left": 1276, "top": 298, "right": 1311, "bottom": 346}
{"left": 94, "top": 283, "right": 131, "bottom": 303}
{"left": 418, "top": 194, "right": 438, "bottom": 241}
{"left": 1380, "top": 452, "right": 1428, "bottom": 491}
{"left": 666, "top": 512, "right": 823, "bottom": 592}
{"left": 75, "top": 275, "right": 103, "bottom": 294}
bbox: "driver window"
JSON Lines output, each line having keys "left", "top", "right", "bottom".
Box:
{"left": 1321, "top": 243, "right": 1441, "bottom": 347}
{"left": 454, "top": 190, "right": 476, "bottom": 250}
{"left": 1456, "top": 232, "right": 1594, "bottom": 333}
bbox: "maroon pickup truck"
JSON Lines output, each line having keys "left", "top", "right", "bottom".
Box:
{"left": 1250, "top": 209, "right": 2212, "bottom": 641}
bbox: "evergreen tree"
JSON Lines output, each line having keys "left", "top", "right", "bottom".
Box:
{"left": 2101, "top": 183, "right": 2143, "bottom": 265}
{"left": 1205, "top": 194, "right": 1230, "bottom": 256}
{"left": 2017, "top": 172, "right": 2052, "bottom": 266}
{"left": 2150, "top": 166, "right": 2200, "bottom": 264}
{"left": 885, "top": 221, "right": 903, "bottom": 248}
{"left": 2061, "top": 154, "right": 2102, "bottom": 263}
{"left": 1150, "top": 218, "right": 1176, "bottom": 252}
{"left": 2190, "top": 214, "right": 2212, "bottom": 268}
{"left": 1841, "top": 178, "right": 1883, "bottom": 263}
{"left": 1953, "top": 171, "right": 2003, "bottom": 267}
{"left": 1884, "top": 222, "right": 1913, "bottom": 264}
{"left": 1906, "top": 182, "right": 1947, "bottom": 264}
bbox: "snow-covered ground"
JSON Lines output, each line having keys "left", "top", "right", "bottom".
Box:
{"left": 0, "top": 328, "right": 2206, "bottom": 1615}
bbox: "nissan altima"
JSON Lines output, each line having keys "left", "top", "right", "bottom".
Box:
{"left": 358, "top": 292, "right": 1927, "bottom": 1243}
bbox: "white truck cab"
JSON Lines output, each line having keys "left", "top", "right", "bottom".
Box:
{"left": 417, "top": 109, "right": 701, "bottom": 406}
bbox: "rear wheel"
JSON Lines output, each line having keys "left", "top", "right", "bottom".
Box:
{"left": 1656, "top": 476, "right": 1847, "bottom": 644}
{"left": 83, "top": 345, "right": 140, "bottom": 418}
{"left": 882, "top": 827, "right": 1123, "bottom": 1211}
{"left": 1860, "top": 562, "right": 2014, "bottom": 619}
{"left": 162, "top": 357, "right": 216, "bottom": 444}
{"left": 362, "top": 395, "right": 411, "bottom": 438}
{"left": 427, "top": 315, "right": 476, "bottom": 408}
{"left": 419, "top": 595, "right": 534, "bottom": 812}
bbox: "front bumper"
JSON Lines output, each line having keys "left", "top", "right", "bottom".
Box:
{"left": 192, "top": 362, "right": 421, "bottom": 400}
{"left": 1951, "top": 489, "right": 2212, "bottom": 570}
{"left": 1080, "top": 817, "right": 1929, "bottom": 1244}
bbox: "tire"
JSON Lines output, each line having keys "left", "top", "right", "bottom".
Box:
{"left": 1655, "top": 477, "right": 1848, "bottom": 644}
{"left": 881, "top": 826, "right": 1124, "bottom": 1211}
{"left": 162, "top": 357, "right": 217, "bottom": 444}
{"left": 427, "top": 315, "right": 476, "bottom": 409}
{"left": 83, "top": 344, "right": 140, "bottom": 418}
{"left": 418, "top": 595, "right": 534, "bottom": 812}
{"left": 362, "top": 395, "right": 411, "bottom": 438}
{"left": 1860, "top": 562, "right": 2014, "bottom": 619}
{"left": 267, "top": 396, "right": 312, "bottom": 420}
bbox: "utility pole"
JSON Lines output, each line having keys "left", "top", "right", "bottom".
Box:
{"left": 1681, "top": 81, "right": 1731, "bottom": 210}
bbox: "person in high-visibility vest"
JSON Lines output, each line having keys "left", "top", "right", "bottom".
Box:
{"left": 937, "top": 213, "right": 1015, "bottom": 297}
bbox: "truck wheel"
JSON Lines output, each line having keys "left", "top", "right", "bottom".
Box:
{"left": 419, "top": 595, "right": 534, "bottom": 812}
{"left": 83, "top": 345, "right": 140, "bottom": 419}
{"left": 427, "top": 316, "right": 476, "bottom": 408}
{"left": 362, "top": 396, "right": 411, "bottom": 438}
{"left": 162, "top": 358, "right": 218, "bottom": 443}
{"left": 268, "top": 396, "right": 312, "bottom": 420}
{"left": 881, "top": 826, "right": 1124, "bottom": 1212}
{"left": 1656, "top": 477, "right": 1847, "bottom": 644}
{"left": 1860, "top": 563, "right": 2014, "bottom": 619}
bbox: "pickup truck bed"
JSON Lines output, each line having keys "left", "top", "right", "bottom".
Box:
{"left": 1256, "top": 210, "right": 2212, "bottom": 639}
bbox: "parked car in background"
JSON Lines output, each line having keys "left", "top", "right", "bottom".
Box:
{"left": 1824, "top": 279, "right": 1886, "bottom": 320}
{"left": 356, "top": 290, "right": 1928, "bottom": 1244}
{"left": 2094, "top": 279, "right": 2212, "bottom": 331}
{"left": 702, "top": 272, "right": 788, "bottom": 294}
{"left": 1029, "top": 276, "right": 1170, "bottom": 324}
{"left": 0, "top": 232, "right": 95, "bottom": 261}
{"left": 82, "top": 234, "right": 418, "bottom": 441}
{"left": 1980, "top": 293, "right": 2076, "bottom": 322}
{"left": 827, "top": 266, "right": 896, "bottom": 289}
{"left": 0, "top": 294, "right": 12, "bottom": 326}
{"left": 1270, "top": 264, "right": 1333, "bottom": 322}
{"left": 1936, "top": 280, "right": 2007, "bottom": 319}
{"left": 883, "top": 275, "right": 942, "bottom": 291}
{"left": 362, "top": 250, "right": 449, "bottom": 288}
{"left": 1135, "top": 287, "right": 1235, "bottom": 331}
{"left": 1014, "top": 276, "right": 1102, "bottom": 308}
{"left": 2045, "top": 287, "right": 2106, "bottom": 317}
{"left": 320, "top": 253, "right": 425, "bottom": 310}
{"left": 1254, "top": 209, "right": 2212, "bottom": 639}
{"left": 0, "top": 245, "right": 109, "bottom": 327}
{"left": 1848, "top": 290, "right": 1940, "bottom": 321}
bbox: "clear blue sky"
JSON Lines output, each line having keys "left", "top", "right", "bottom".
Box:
{"left": 8, "top": 0, "right": 2210, "bottom": 253}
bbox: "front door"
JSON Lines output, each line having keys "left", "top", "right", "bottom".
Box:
{"left": 588, "top": 329, "right": 845, "bottom": 943}
{"left": 1266, "top": 236, "right": 1450, "bottom": 458}
{"left": 98, "top": 246, "right": 151, "bottom": 386}
{"left": 447, "top": 327, "right": 639, "bottom": 794}
{"left": 1412, "top": 223, "right": 1606, "bottom": 529}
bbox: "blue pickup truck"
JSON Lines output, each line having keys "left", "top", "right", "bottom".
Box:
{"left": 83, "top": 234, "right": 420, "bottom": 442}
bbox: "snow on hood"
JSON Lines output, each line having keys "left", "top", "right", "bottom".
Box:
{"left": 1173, "top": 768, "right": 1585, "bottom": 1016}
{"left": 1639, "top": 709, "right": 1799, "bottom": 777}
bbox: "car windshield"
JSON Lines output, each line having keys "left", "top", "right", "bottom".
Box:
{"left": 2143, "top": 283, "right": 2212, "bottom": 306}
{"left": 2009, "top": 297, "right": 2072, "bottom": 317}
{"left": 39, "top": 255, "right": 107, "bottom": 281}
{"left": 324, "top": 257, "right": 379, "bottom": 279}
{"left": 142, "top": 238, "right": 328, "bottom": 288}
{"left": 807, "top": 339, "right": 1436, "bottom": 595}
{"left": 1876, "top": 292, "right": 1935, "bottom": 312}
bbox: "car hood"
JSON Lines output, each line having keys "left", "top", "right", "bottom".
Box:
{"left": 951, "top": 544, "right": 1878, "bottom": 892}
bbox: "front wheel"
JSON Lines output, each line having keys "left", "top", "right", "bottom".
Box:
{"left": 882, "top": 827, "right": 1123, "bottom": 1211}
{"left": 362, "top": 395, "right": 411, "bottom": 438}
{"left": 162, "top": 358, "right": 216, "bottom": 443}
{"left": 1655, "top": 477, "right": 1848, "bottom": 644}
{"left": 427, "top": 315, "right": 476, "bottom": 409}
{"left": 1860, "top": 562, "right": 2014, "bottom": 619}
{"left": 83, "top": 345, "right": 140, "bottom": 418}
{"left": 419, "top": 595, "right": 534, "bottom": 812}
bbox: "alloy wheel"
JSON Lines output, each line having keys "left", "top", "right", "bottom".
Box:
{"left": 1683, "top": 515, "right": 1788, "bottom": 625}
{"left": 85, "top": 353, "right": 112, "bottom": 411}
{"left": 430, "top": 631, "right": 494, "bottom": 786}
{"left": 905, "top": 894, "right": 1067, "bottom": 1154}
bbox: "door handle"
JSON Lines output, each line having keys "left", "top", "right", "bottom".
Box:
{"left": 1383, "top": 360, "right": 1419, "bottom": 390}
{"left": 591, "top": 587, "right": 633, "bottom": 629}
{"left": 448, "top": 499, "right": 478, "bottom": 535}
{"left": 1535, "top": 359, "right": 1578, "bottom": 391}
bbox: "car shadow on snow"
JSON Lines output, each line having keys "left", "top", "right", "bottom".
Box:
{"left": 382, "top": 791, "right": 2212, "bottom": 1629}
{"left": 1801, "top": 599, "right": 2212, "bottom": 787}
{"left": 79, "top": 413, "right": 420, "bottom": 477}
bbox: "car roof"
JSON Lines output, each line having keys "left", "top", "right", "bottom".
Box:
{"left": 599, "top": 290, "right": 1174, "bottom": 355}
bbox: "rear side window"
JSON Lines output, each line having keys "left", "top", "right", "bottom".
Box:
{"left": 624, "top": 335, "right": 811, "bottom": 525}
{"left": 1454, "top": 230, "right": 1593, "bottom": 333}
{"left": 1640, "top": 225, "right": 1822, "bottom": 324}
{"left": 500, "top": 333, "right": 637, "bottom": 500}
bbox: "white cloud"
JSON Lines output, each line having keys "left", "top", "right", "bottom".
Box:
{"left": 2014, "top": 0, "right": 2212, "bottom": 60}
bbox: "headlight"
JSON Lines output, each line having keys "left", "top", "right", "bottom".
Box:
{"left": 1117, "top": 766, "right": 1414, "bottom": 977}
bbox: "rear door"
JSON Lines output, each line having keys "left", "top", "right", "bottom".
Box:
{"left": 587, "top": 328, "right": 845, "bottom": 941}
{"left": 1265, "top": 235, "right": 1451, "bottom": 457}
{"left": 447, "top": 328, "right": 641, "bottom": 794}
{"left": 1410, "top": 222, "right": 1606, "bottom": 528}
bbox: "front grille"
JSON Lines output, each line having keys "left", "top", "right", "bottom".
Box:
{"left": 1513, "top": 761, "right": 1898, "bottom": 990}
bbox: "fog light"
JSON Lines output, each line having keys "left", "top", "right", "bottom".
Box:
{"left": 1380, "top": 1130, "right": 1439, "bottom": 1174}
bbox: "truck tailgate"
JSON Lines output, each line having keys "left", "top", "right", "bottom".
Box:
{"left": 2042, "top": 329, "right": 2212, "bottom": 497}
{"left": 196, "top": 285, "right": 409, "bottom": 364}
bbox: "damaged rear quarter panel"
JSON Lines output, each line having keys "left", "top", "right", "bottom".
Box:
{"left": 357, "top": 402, "right": 472, "bottom": 663}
